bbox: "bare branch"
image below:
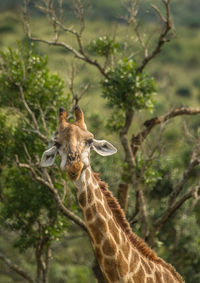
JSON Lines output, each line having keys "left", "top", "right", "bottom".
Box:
{"left": 138, "top": 0, "right": 174, "bottom": 72}
{"left": 120, "top": 108, "right": 135, "bottom": 165}
{"left": 38, "top": 103, "right": 49, "bottom": 134}
{"left": 148, "top": 184, "right": 200, "bottom": 246}
{"left": 168, "top": 141, "right": 200, "bottom": 205}
{"left": 0, "top": 251, "right": 36, "bottom": 283}
{"left": 155, "top": 185, "right": 200, "bottom": 232}
{"left": 23, "top": 0, "right": 107, "bottom": 77}
{"left": 129, "top": 190, "right": 140, "bottom": 224}
{"left": 117, "top": 183, "right": 129, "bottom": 212}
{"left": 22, "top": 128, "right": 49, "bottom": 143}
{"left": 131, "top": 107, "right": 200, "bottom": 156}
{"left": 18, "top": 84, "right": 39, "bottom": 130}
{"left": 147, "top": 147, "right": 200, "bottom": 247}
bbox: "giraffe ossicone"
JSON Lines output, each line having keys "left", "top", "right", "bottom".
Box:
{"left": 41, "top": 106, "right": 184, "bottom": 283}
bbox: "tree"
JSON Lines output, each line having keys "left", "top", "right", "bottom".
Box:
{"left": 0, "top": 0, "right": 200, "bottom": 282}
{"left": 0, "top": 43, "right": 87, "bottom": 282}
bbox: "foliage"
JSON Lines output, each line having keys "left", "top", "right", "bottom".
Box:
{"left": 0, "top": 44, "right": 70, "bottom": 259}
{"left": 0, "top": 43, "right": 65, "bottom": 132}
{"left": 106, "top": 108, "right": 126, "bottom": 131}
{"left": 88, "top": 35, "right": 120, "bottom": 57}
{"left": 0, "top": 114, "right": 13, "bottom": 165}
{"left": 136, "top": 151, "right": 162, "bottom": 190}
{"left": 102, "top": 58, "right": 156, "bottom": 111}
{"left": 0, "top": 167, "right": 67, "bottom": 252}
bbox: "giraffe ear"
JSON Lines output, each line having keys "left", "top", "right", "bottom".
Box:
{"left": 40, "top": 146, "right": 58, "bottom": 167}
{"left": 92, "top": 139, "right": 117, "bottom": 156}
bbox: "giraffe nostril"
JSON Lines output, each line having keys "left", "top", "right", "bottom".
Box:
{"left": 68, "top": 153, "right": 77, "bottom": 162}
{"left": 59, "top": 107, "right": 66, "bottom": 114}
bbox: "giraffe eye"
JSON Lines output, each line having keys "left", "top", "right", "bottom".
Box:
{"left": 54, "top": 141, "right": 61, "bottom": 148}
{"left": 85, "top": 139, "right": 93, "bottom": 146}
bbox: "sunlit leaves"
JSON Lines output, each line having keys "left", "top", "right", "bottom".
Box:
{"left": 88, "top": 35, "right": 120, "bottom": 57}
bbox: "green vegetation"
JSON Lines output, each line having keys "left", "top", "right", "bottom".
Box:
{"left": 102, "top": 58, "right": 156, "bottom": 111}
{"left": 0, "top": 1, "right": 200, "bottom": 283}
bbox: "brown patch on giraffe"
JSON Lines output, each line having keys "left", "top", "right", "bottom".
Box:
{"left": 88, "top": 216, "right": 107, "bottom": 244}
{"left": 103, "top": 258, "right": 120, "bottom": 282}
{"left": 117, "top": 250, "right": 129, "bottom": 277}
{"left": 85, "top": 203, "right": 98, "bottom": 222}
{"left": 102, "top": 237, "right": 117, "bottom": 256}
{"left": 96, "top": 201, "right": 107, "bottom": 219}
{"left": 121, "top": 239, "right": 130, "bottom": 259}
{"left": 146, "top": 277, "right": 154, "bottom": 283}
{"left": 94, "top": 188, "right": 103, "bottom": 201}
{"left": 108, "top": 219, "right": 120, "bottom": 244}
{"left": 163, "top": 270, "right": 174, "bottom": 282}
{"left": 155, "top": 270, "right": 163, "bottom": 283}
{"left": 85, "top": 168, "right": 91, "bottom": 180}
{"left": 78, "top": 192, "right": 86, "bottom": 208}
{"left": 85, "top": 207, "right": 93, "bottom": 222}
{"left": 132, "top": 266, "right": 145, "bottom": 283}
{"left": 87, "top": 185, "right": 94, "bottom": 203}
{"left": 91, "top": 203, "right": 98, "bottom": 214}
{"left": 130, "top": 251, "right": 140, "bottom": 272}
{"left": 141, "top": 258, "right": 152, "bottom": 274}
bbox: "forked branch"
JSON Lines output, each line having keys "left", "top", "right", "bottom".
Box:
{"left": 147, "top": 145, "right": 200, "bottom": 246}
{"left": 131, "top": 107, "right": 200, "bottom": 156}
{"left": 148, "top": 184, "right": 200, "bottom": 246}
{"left": 138, "top": 0, "right": 174, "bottom": 72}
{"left": 22, "top": 0, "right": 107, "bottom": 77}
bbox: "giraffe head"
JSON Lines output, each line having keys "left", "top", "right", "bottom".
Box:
{"left": 41, "top": 106, "right": 117, "bottom": 180}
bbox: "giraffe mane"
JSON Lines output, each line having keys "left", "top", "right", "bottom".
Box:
{"left": 93, "top": 172, "right": 184, "bottom": 283}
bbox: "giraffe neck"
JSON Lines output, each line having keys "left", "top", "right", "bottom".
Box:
{"left": 75, "top": 167, "right": 135, "bottom": 282}
{"left": 74, "top": 167, "right": 184, "bottom": 283}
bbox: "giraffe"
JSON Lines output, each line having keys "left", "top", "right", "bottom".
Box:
{"left": 41, "top": 106, "right": 184, "bottom": 283}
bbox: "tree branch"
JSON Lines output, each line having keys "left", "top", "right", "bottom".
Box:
{"left": 15, "top": 156, "right": 87, "bottom": 232}
{"left": 18, "top": 85, "right": 39, "bottom": 131}
{"left": 131, "top": 107, "right": 200, "bottom": 156}
{"left": 138, "top": 0, "right": 173, "bottom": 72}
{"left": 120, "top": 108, "right": 135, "bottom": 165}
{"left": 168, "top": 142, "right": 200, "bottom": 206}
{"left": 0, "top": 251, "right": 36, "bottom": 283}
{"left": 148, "top": 184, "right": 200, "bottom": 246}
{"left": 147, "top": 149, "right": 200, "bottom": 247}
{"left": 23, "top": 0, "right": 107, "bottom": 77}
{"left": 156, "top": 185, "right": 200, "bottom": 230}
{"left": 119, "top": 108, "right": 148, "bottom": 238}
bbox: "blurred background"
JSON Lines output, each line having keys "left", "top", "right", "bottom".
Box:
{"left": 0, "top": 1, "right": 200, "bottom": 282}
